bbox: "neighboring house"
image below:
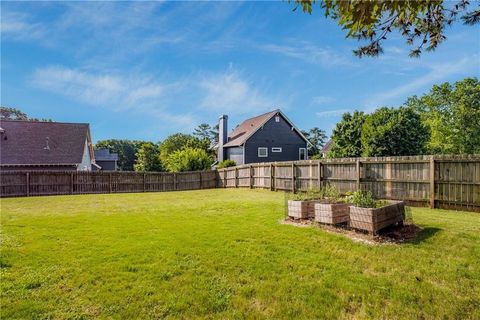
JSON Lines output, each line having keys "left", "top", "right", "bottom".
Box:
{"left": 94, "top": 149, "right": 118, "bottom": 171}
{"left": 0, "top": 120, "right": 96, "bottom": 171}
{"left": 321, "top": 140, "right": 333, "bottom": 158}
{"left": 217, "top": 109, "right": 310, "bottom": 165}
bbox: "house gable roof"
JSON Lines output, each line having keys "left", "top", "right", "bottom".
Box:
{"left": 223, "top": 109, "right": 310, "bottom": 148}
{"left": 0, "top": 120, "right": 91, "bottom": 166}
{"left": 94, "top": 149, "right": 119, "bottom": 161}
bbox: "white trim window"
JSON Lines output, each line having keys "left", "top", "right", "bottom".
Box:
{"left": 275, "top": 115, "right": 280, "bottom": 122}
{"left": 272, "top": 147, "right": 282, "bottom": 153}
{"left": 258, "top": 147, "right": 268, "bottom": 157}
{"left": 299, "top": 148, "right": 307, "bottom": 160}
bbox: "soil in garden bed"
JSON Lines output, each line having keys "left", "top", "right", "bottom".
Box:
{"left": 282, "top": 217, "right": 423, "bottom": 245}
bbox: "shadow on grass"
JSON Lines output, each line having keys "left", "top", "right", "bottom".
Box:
{"left": 409, "top": 227, "right": 442, "bottom": 245}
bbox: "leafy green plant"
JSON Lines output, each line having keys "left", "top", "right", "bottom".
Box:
{"left": 217, "top": 159, "right": 236, "bottom": 169}
{"left": 348, "top": 190, "right": 385, "bottom": 208}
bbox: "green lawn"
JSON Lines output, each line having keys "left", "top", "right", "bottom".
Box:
{"left": 1, "top": 189, "right": 479, "bottom": 319}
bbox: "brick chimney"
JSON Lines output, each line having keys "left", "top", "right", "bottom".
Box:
{"left": 218, "top": 115, "right": 228, "bottom": 162}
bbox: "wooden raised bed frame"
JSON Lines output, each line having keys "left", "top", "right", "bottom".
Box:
{"left": 349, "top": 200, "right": 405, "bottom": 235}
{"left": 314, "top": 202, "right": 351, "bottom": 225}
{"left": 287, "top": 200, "right": 317, "bottom": 219}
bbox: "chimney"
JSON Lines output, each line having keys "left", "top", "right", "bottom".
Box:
{"left": 218, "top": 115, "right": 228, "bottom": 162}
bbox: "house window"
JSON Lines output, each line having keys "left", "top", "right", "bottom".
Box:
{"left": 275, "top": 116, "right": 280, "bottom": 122}
{"left": 272, "top": 147, "right": 282, "bottom": 152}
{"left": 299, "top": 148, "right": 307, "bottom": 160}
{"left": 258, "top": 147, "right": 268, "bottom": 157}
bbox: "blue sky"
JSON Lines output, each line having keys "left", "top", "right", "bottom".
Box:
{"left": 2, "top": 1, "right": 479, "bottom": 143}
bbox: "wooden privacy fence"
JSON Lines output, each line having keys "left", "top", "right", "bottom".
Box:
{"left": 217, "top": 155, "right": 480, "bottom": 212}
{"left": 0, "top": 170, "right": 217, "bottom": 197}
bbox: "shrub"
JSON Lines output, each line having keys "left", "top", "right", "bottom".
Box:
{"left": 165, "top": 147, "right": 213, "bottom": 172}
{"left": 217, "top": 159, "right": 236, "bottom": 169}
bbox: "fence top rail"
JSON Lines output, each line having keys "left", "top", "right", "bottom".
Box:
{"left": 0, "top": 169, "right": 217, "bottom": 175}
{"left": 216, "top": 154, "right": 480, "bottom": 171}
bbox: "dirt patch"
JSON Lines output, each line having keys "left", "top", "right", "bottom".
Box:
{"left": 281, "top": 217, "right": 423, "bottom": 245}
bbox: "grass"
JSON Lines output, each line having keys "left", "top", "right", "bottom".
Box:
{"left": 1, "top": 189, "right": 479, "bottom": 319}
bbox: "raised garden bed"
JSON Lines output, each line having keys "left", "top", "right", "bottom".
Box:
{"left": 314, "top": 202, "right": 351, "bottom": 225}
{"left": 349, "top": 200, "right": 405, "bottom": 235}
{"left": 287, "top": 200, "right": 317, "bottom": 219}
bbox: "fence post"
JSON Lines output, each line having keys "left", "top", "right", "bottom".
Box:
{"left": 235, "top": 167, "right": 238, "bottom": 188}
{"left": 270, "top": 164, "right": 274, "bottom": 191}
{"left": 356, "top": 159, "right": 361, "bottom": 191}
{"left": 143, "top": 173, "right": 146, "bottom": 192}
{"left": 318, "top": 162, "right": 322, "bottom": 189}
{"left": 430, "top": 156, "right": 435, "bottom": 209}
{"left": 26, "top": 172, "right": 30, "bottom": 197}
{"left": 249, "top": 165, "right": 254, "bottom": 189}
{"left": 199, "top": 172, "right": 203, "bottom": 189}
{"left": 291, "top": 162, "right": 295, "bottom": 193}
{"left": 70, "top": 172, "right": 74, "bottom": 194}
{"left": 173, "top": 173, "right": 177, "bottom": 190}
{"left": 109, "top": 173, "right": 112, "bottom": 193}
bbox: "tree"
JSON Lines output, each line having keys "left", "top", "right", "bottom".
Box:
{"left": 164, "top": 147, "right": 213, "bottom": 172}
{"left": 95, "top": 140, "right": 145, "bottom": 171}
{"left": 406, "top": 77, "right": 480, "bottom": 154}
{"left": 1, "top": 106, "right": 52, "bottom": 121}
{"left": 133, "top": 142, "right": 162, "bottom": 172}
{"left": 159, "top": 133, "right": 210, "bottom": 165}
{"left": 292, "top": 0, "right": 479, "bottom": 57}
{"left": 302, "top": 127, "right": 327, "bottom": 157}
{"left": 361, "top": 107, "right": 429, "bottom": 157}
{"left": 329, "top": 111, "right": 367, "bottom": 158}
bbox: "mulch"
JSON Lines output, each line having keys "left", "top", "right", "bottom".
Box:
{"left": 281, "top": 217, "right": 423, "bottom": 245}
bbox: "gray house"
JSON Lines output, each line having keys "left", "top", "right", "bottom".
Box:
{"left": 217, "top": 109, "right": 309, "bottom": 165}
{"left": 94, "top": 149, "right": 118, "bottom": 171}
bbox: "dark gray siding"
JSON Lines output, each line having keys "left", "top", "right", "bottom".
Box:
{"left": 96, "top": 160, "right": 117, "bottom": 171}
{"left": 244, "top": 114, "right": 307, "bottom": 164}
{"left": 226, "top": 147, "right": 244, "bottom": 165}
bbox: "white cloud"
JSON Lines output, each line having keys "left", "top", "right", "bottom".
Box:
{"left": 364, "top": 56, "right": 476, "bottom": 108}
{"left": 0, "top": 10, "right": 45, "bottom": 41}
{"left": 199, "top": 69, "right": 276, "bottom": 115}
{"left": 316, "top": 109, "right": 350, "bottom": 117}
{"left": 30, "top": 65, "right": 195, "bottom": 127}
{"left": 312, "top": 96, "right": 335, "bottom": 105}
{"left": 260, "top": 42, "right": 352, "bottom": 67}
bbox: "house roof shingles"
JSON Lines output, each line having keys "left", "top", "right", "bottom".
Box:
{"left": 223, "top": 110, "right": 278, "bottom": 147}
{"left": 94, "top": 149, "right": 119, "bottom": 161}
{"left": 0, "top": 120, "right": 90, "bottom": 166}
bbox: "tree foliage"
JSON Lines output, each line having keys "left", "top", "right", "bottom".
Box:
{"left": 95, "top": 140, "right": 145, "bottom": 171}
{"left": 1, "top": 106, "right": 52, "bottom": 121}
{"left": 159, "top": 133, "right": 210, "bottom": 165}
{"left": 361, "top": 106, "right": 429, "bottom": 157}
{"left": 302, "top": 127, "right": 327, "bottom": 157}
{"left": 165, "top": 147, "right": 213, "bottom": 172}
{"left": 292, "top": 0, "right": 479, "bottom": 57}
{"left": 133, "top": 142, "right": 162, "bottom": 172}
{"left": 217, "top": 159, "right": 236, "bottom": 169}
{"left": 193, "top": 123, "right": 218, "bottom": 145}
{"left": 405, "top": 77, "right": 480, "bottom": 154}
{"left": 329, "top": 111, "right": 367, "bottom": 158}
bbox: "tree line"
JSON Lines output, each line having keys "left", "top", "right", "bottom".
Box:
{"left": 2, "top": 77, "right": 478, "bottom": 171}
{"left": 328, "top": 77, "right": 480, "bottom": 157}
